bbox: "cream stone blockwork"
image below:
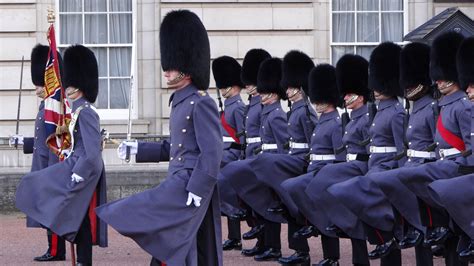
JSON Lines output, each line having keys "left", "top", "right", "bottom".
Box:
{"left": 203, "top": 7, "right": 273, "bottom": 30}
{"left": 273, "top": 6, "right": 313, "bottom": 30}
{"left": 0, "top": 122, "right": 35, "bottom": 140}
{"left": 0, "top": 0, "right": 35, "bottom": 3}
{"left": 0, "top": 37, "right": 36, "bottom": 61}
{"left": 238, "top": 35, "right": 314, "bottom": 58}
{"left": 0, "top": 8, "right": 36, "bottom": 32}
{"left": 0, "top": 65, "right": 33, "bottom": 90}
{"left": 0, "top": 94, "right": 37, "bottom": 120}
{"left": 209, "top": 35, "right": 239, "bottom": 58}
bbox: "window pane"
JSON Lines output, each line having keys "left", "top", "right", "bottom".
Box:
{"left": 109, "top": 14, "right": 132, "bottom": 44}
{"left": 110, "top": 79, "right": 130, "bottom": 109}
{"left": 110, "top": 48, "right": 132, "bottom": 77}
{"left": 333, "top": 13, "right": 355, "bottom": 42}
{"left": 357, "top": 13, "right": 379, "bottom": 42}
{"left": 333, "top": 0, "right": 354, "bottom": 11}
{"left": 382, "top": 13, "right": 403, "bottom": 42}
{"left": 110, "top": 0, "right": 132, "bottom": 12}
{"left": 381, "top": 0, "right": 403, "bottom": 11}
{"left": 96, "top": 79, "right": 109, "bottom": 109}
{"left": 332, "top": 46, "right": 354, "bottom": 64}
{"left": 85, "top": 15, "right": 108, "bottom": 44}
{"left": 60, "top": 14, "right": 83, "bottom": 44}
{"left": 357, "top": 0, "right": 378, "bottom": 11}
{"left": 85, "top": 0, "right": 106, "bottom": 12}
{"left": 59, "top": 0, "right": 82, "bottom": 12}
{"left": 356, "top": 46, "right": 376, "bottom": 61}
{"left": 90, "top": 48, "right": 107, "bottom": 77}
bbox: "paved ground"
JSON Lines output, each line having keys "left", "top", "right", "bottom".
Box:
{"left": 0, "top": 214, "right": 447, "bottom": 265}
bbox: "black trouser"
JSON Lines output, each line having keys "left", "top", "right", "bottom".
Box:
{"left": 445, "top": 235, "right": 468, "bottom": 266}
{"left": 227, "top": 218, "right": 241, "bottom": 240}
{"left": 418, "top": 198, "right": 450, "bottom": 227}
{"left": 264, "top": 220, "right": 281, "bottom": 249}
{"left": 351, "top": 238, "right": 369, "bottom": 265}
{"left": 47, "top": 230, "right": 65, "bottom": 257}
{"left": 415, "top": 243, "right": 433, "bottom": 266}
{"left": 76, "top": 214, "right": 92, "bottom": 264}
{"left": 197, "top": 201, "right": 219, "bottom": 266}
{"left": 321, "top": 235, "right": 340, "bottom": 260}
{"left": 364, "top": 223, "right": 401, "bottom": 266}
{"left": 287, "top": 220, "right": 309, "bottom": 252}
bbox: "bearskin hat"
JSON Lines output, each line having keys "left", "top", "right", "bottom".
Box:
{"left": 212, "top": 56, "right": 244, "bottom": 89}
{"left": 280, "top": 50, "right": 314, "bottom": 95}
{"left": 31, "top": 44, "right": 62, "bottom": 87}
{"left": 456, "top": 36, "right": 474, "bottom": 91}
{"left": 430, "top": 31, "right": 464, "bottom": 83}
{"left": 368, "top": 42, "right": 403, "bottom": 97}
{"left": 400, "top": 42, "right": 431, "bottom": 90}
{"left": 241, "top": 49, "right": 271, "bottom": 86}
{"left": 308, "top": 64, "right": 339, "bottom": 105}
{"left": 256, "top": 58, "right": 286, "bottom": 99}
{"left": 336, "top": 54, "right": 369, "bottom": 99}
{"left": 160, "top": 10, "right": 210, "bottom": 90}
{"left": 63, "top": 45, "right": 99, "bottom": 103}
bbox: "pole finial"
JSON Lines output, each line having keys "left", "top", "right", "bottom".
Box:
{"left": 47, "top": 6, "right": 55, "bottom": 24}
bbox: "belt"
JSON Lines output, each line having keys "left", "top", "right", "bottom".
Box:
{"left": 369, "top": 146, "right": 397, "bottom": 153}
{"left": 310, "top": 154, "right": 336, "bottom": 161}
{"left": 247, "top": 137, "right": 261, "bottom": 144}
{"left": 289, "top": 142, "right": 309, "bottom": 149}
{"left": 223, "top": 136, "right": 235, "bottom": 143}
{"left": 346, "top": 153, "right": 369, "bottom": 162}
{"left": 439, "top": 148, "right": 461, "bottom": 159}
{"left": 261, "top": 143, "right": 278, "bottom": 151}
{"left": 407, "top": 149, "right": 436, "bottom": 159}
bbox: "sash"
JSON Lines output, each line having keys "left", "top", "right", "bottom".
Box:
{"left": 220, "top": 112, "right": 240, "bottom": 143}
{"left": 436, "top": 113, "right": 465, "bottom": 151}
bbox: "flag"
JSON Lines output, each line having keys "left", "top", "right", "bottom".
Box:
{"left": 44, "top": 24, "right": 72, "bottom": 160}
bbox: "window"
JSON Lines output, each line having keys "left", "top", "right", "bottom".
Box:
{"left": 331, "top": 0, "right": 405, "bottom": 63}
{"left": 57, "top": 0, "right": 136, "bottom": 118}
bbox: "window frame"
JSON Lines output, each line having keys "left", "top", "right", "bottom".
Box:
{"left": 55, "top": 0, "right": 138, "bottom": 120}
{"left": 329, "top": 0, "right": 409, "bottom": 64}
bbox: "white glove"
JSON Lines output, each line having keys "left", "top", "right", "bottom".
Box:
{"left": 186, "top": 192, "right": 202, "bottom": 207}
{"left": 9, "top": 134, "right": 24, "bottom": 146}
{"left": 61, "top": 149, "right": 72, "bottom": 158}
{"left": 117, "top": 140, "right": 138, "bottom": 160}
{"left": 71, "top": 173, "right": 84, "bottom": 183}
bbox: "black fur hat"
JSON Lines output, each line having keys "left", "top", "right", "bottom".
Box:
{"left": 160, "top": 10, "right": 210, "bottom": 90}
{"left": 241, "top": 49, "right": 271, "bottom": 86}
{"left": 400, "top": 42, "right": 431, "bottom": 90}
{"left": 308, "top": 64, "right": 339, "bottom": 105}
{"left": 212, "top": 56, "right": 244, "bottom": 89}
{"left": 336, "top": 54, "right": 369, "bottom": 99}
{"left": 280, "top": 50, "right": 314, "bottom": 95}
{"left": 456, "top": 36, "right": 474, "bottom": 91}
{"left": 256, "top": 58, "right": 286, "bottom": 99}
{"left": 430, "top": 31, "right": 464, "bottom": 83}
{"left": 368, "top": 42, "right": 402, "bottom": 97}
{"left": 63, "top": 45, "right": 99, "bottom": 103}
{"left": 31, "top": 44, "right": 50, "bottom": 86}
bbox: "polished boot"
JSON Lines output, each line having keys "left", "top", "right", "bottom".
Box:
{"left": 423, "top": 226, "right": 451, "bottom": 247}
{"left": 222, "top": 239, "right": 242, "bottom": 250}
{"left": 278, "top": 251, "right": 310, "bottom": 265}
{"left": 368, "top": 239, "right": 397, "bottom": 260}
{"left": 229, "top": 209, "right": 248, "bottom": 220}
{"left": 326, "top": 224, "right": 348, "bottom": 238}
{"left": 242, "top": 224, "right": 264, "bottom": 240}
{"left": 33, "top": 252, "right": 66, "bottom": 262}
{"left": 431, "top": 244, "right": 444, "bottom": 258}
{"left": 293, "top": 225, "right": 318, "bottom": 239}
{"left": 459, "top": 240, "right": 474, "bottom": 262}
{"left": 399, "top": 227, "right": 423, "bottom": 249}
{"left": 313, "top": 258, "right": 339, "bottom": 266}
{"left": 254, "top": 248, "right": 282, "bottom": 261}
{"left": 241, "top": 244, "right": 265, "bottom": 257}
